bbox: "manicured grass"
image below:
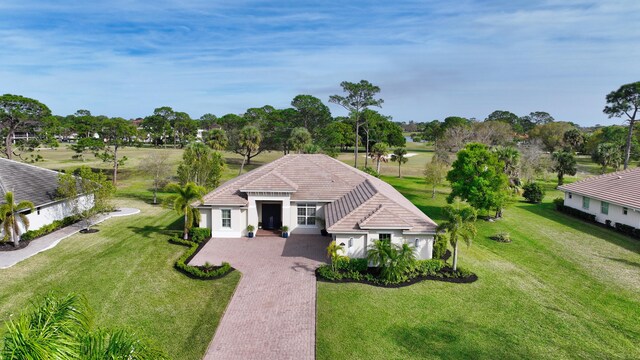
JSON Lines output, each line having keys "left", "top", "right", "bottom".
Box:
{"left": 317, "top": 175, "right": 640, "bottom": 359}
{"left": 0, "top": 199, "right": 240, "bottom": 359}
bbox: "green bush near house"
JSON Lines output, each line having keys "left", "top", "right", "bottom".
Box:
{"left": 170, "top": 237, "right": 233, "bottom": 279}
{"left": 19, "top": 215, "right": 80, "bottom": 242}
{"left": 189, "top": 228, "right": 211, "bottom": 243}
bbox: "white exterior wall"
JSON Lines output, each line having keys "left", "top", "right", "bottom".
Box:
{"left": 247, "top": 194, "right": 291, "bottom": 230}
{"left": 335, "top": 230, "right": 435, "bottom": 260}
{"left": 206, "top": 206, "right": 246, "bottom": 238}
{"left": 564, "top": 192, "right": 640, "bottom": 228}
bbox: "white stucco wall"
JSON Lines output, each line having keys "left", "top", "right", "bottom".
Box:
{"left": 335, "top": 230, "right": 434, "bottom": 260}
{"left": 564, "top": 192, "right": 640, "bottom": 228}
{"left": 289, "top": 202, "right": 327, "bottom": 234}
{"left": 203, "top": 206, "right": 246, "bottom": 238}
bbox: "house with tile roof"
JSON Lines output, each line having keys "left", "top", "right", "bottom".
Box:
{"left": 0, "top": 158, "right": 94, "bottom": 237}
{"left": 558, "top": 167, "right": 640, "bottom": 229}
{"left": 196, "top": 154, "right": 438, "bottom": 259}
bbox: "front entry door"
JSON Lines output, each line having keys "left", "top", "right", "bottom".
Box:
{"left": 262, "top": 204, "right": 282, "bottom": 230}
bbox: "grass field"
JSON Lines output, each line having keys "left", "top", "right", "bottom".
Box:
{"left": 2, "top": 142, "right": 636, "bottom": 359}
{"left": 316, "top": 176, "right": 640, "bottom": 359}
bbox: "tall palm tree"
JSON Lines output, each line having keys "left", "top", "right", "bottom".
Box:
{"left": 238, "top": 125, "right": 262, "bottom": 175}
{"left": 437, "top": 203, "right": 477, "bottom": 271}
{"left": 1, "top": 293, "right": 167, "bottom": 360}
{"left": 369, "top": 142, "right": 389, "bottom": 174}
{"left": 391, "top": 147, "right": 409, "bottom": 177}
{"left": 0, "top": 192, "right": 34, "bottom": 247}
{"left": 165, "top": 182, "right": 206, "bottom": 240}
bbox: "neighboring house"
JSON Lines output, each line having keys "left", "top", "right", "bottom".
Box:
{"left": 0, "top": 158, "right": 94, "bottom": 235}
{"left": 558, "top": 167, "right": 640, "bottom": 229}
{"left": 196, "top": 154, "right": 438, "bottom": 259}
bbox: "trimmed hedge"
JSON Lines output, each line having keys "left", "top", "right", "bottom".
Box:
{"left": 189, "top": 228, "right": 211, "bottom": 243}
{"left": 169, "top": 237, "right": 233, "bottom": 279}
{"left": 555, "top": 198, "right": 640, "bottom": 240}
{"left": 554, "top": 200, "right": 597, "bottom": 222}
{"left": 615, "top": 223, "right": 640, "bottom": 239}
{"left": 20, "top": 215, "right": 80, "bottom": 242}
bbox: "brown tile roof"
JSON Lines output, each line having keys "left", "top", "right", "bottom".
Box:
{"left": 0, "top": 158, "right": 62, "bottom": 207}
{"left": 201, "top": 154, "right": 437, "bottom": 233}
{"left": 558, "top": 167, "right": 640, "bottom": 210}
{"left": 358, "top": 205, "right": 412, "bottom": 229}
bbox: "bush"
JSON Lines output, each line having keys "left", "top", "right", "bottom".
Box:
{"left": 555, "top": 201, "right": 597, "bottom": 222}
{"left": 432, "top": 234, "right": 448, "bottom": 259}
{"left": 553, "top": 197, "right": 565, "bottom": 210}
{"left": 614, "top": 223, "right": 640, "bottom": 239}
{"left": 412, "top": 259, "right": 445, "bottom": 276}
{"left": 492, "top": 232, "right": 512, "bottom": 243}
{"left": 170, "top": 236, "right": 232, "bottom": 279}
{"left": 362, "top": 166, "right": 379, "bottom": 178}
{"left": 189, "top": 228, "right": 211, "bottom": 243}
{"left": 523, "top": 182, "right": 545, "bottom": 203}
{"left": 20, "top": 215, "right": 80, "bottom": 242}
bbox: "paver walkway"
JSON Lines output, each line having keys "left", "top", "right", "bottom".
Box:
{"left": 0, "top": 208, "right": 140, "bottom": 269}
{"left": 190, "top": 235, "right": 331, "bottom": 360}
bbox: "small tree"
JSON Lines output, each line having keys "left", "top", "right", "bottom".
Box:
{"left": 140, "top": 152, "right": 172, "bottom": 204}
{"left": 551, "top": 151, "right": 577, "bottom": 185}
{"left": 591, "top": 142, "right": 622, "bottom": 173}
{"left": 424, "top": 157, "right": 448, "bottom": 198}
{"left": 237, "top": 125, "right": 262, "bottom": 175}
{"left": 391, "top": 147, "right": 408, "bottom": 177}
{"left": 522, "top": 182, "right": 545, "bottom": 203}
{"left": 94, "top": 117, "right": 137, "bottom": 185}
{"left": 367, "top": 240, "right": 416, "bottom": 283}
{"left": 57, "top": 167, "right": 115, "bottom": 231}
{"left": 0, "top": 192, "right": 34, "bottom": 247}
{"left": 326, "top": 241, "right": 345, "bottom": 272}
{"left": 176, "top": 142, "right": 225, "bottom": 190}
{"left": 165, "top": 182, "right": 205, "bottom": 240}
{"left": 288, "top": 127, "right": 312, "bottom": 153}
{"left": 437, "top": 203, "right": 477, "bottom": 271}
{"left": 369, "top": 142, "right": 389, "bottom": 174}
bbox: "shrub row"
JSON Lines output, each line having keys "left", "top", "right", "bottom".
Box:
{"left": 20, "top": 215, "right": 80, "bottom": 242}
{"left": 316, "top": 258, "right": 470, "bottom": 286}
{"left": 169, "top": 237, "right": 233, "bottom": 279}
{"left": 189, "top": 228, "right": 211, "bottom": 243}
{"left": 614, "top": 223, "right": 640, "bottom": 239}
{"left": 553, "top": 199, "right": 597, "bottom": 222}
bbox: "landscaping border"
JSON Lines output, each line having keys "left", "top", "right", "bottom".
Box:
{"left": 554, "top": 200, "right": 640, "bottom": 240}
{"left": 315, "top": 267, "right": 478, "bottom": 288}
{"left": 168, "top": 237, "right": 234, "bottom": 280}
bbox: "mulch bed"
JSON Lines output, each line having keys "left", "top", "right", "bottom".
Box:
{"left": 315, "top": 266, "right": 478, "bottom": 288}
{"left": 0, "top": 241, "right": 31, "bottom": 252}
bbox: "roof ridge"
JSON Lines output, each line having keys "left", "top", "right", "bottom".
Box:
{"left": 327, "top": 191, "right": 382, "bottom": 231}
{"left": 359, "top": 204, "right": 383, "bottom": 224}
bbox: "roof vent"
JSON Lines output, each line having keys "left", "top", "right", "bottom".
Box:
{"left": 617, "top": 176, "right": 622, "bottom": 179}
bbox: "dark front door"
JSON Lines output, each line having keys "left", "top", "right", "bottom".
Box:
{"left": 262, "top": 204, "right": 282, "bottom": 230}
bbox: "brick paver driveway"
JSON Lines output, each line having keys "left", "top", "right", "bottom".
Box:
{"left": 190, "top": 235, "right": 331, "bottom": 360}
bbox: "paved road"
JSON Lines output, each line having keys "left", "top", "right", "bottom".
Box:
{"left": 190, "top": 235, "right": 331, "bottom": 360}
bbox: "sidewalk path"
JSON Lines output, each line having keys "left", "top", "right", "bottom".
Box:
{"left": 0, "top": 208, "right": 140, "bottom": 269}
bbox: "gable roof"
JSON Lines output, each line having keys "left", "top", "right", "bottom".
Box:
{"left": 201, "top": 154, "right": 438, "bottom": 233}
{"left": 558, "top": 167, "right": 640, "bottom": 210}
{"left": 0, "top": 158, "right": 62, "bottom": 207}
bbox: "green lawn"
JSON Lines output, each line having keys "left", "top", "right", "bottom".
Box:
{"left": 317, "top": 176, "right": 640, "bottom": 359}
{"left": 0, "top": 199, "right": 240, "bottom": 359}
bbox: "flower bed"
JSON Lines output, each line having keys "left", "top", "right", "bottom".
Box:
{"left": 169, "top": 237, "right": 233, "bottom": 280}
{"left": 316, "top": 258, "right": 477, "bottom": 288}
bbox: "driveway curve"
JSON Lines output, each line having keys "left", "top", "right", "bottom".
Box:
{"left": 190, "top": 235, "right": 331, "bottom": 360}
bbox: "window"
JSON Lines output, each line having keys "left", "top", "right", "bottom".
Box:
{"left": 623, "top": 207, "right": 628, "bottom": 215}
{"left": 221, "top": 209, "right": 231, "bottom": 228}
{"left": 379, "top": 233, "right": 391, "bottom": 244}
{"left": 582, "top": 197, "right": 590, "bottom": 210}
{"left": 601, "top": 202, "right": 609, "bottom": 215}
{"left": 37, "top": 207, "right": 41, "bottom": 215}
{"left": 297, "top": 203, "right": 316, "bottom": 225}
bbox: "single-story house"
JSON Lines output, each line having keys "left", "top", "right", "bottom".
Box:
{"left": 196, "top": 154, "right": 438, "bottom": 259}
{"left": 0, "top": 158, "right": 94, "bottom": 236}
{"left": 558, "top": 167, "right": 640, "bottom": 229}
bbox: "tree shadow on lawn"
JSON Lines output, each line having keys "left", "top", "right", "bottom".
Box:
{"left": 126, "top": 217, "right": 183, "bottom": 238}
{"left": 601, "top": 256, "right": 640, "bottom": 269}
{"left": 519, "top": 202, "right": 640, "bottom": 254}
{"left": 388, "top": 319, "right": 533, "bottom": 359}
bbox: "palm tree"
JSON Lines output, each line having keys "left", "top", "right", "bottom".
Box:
{"left": 367, "top": 240, "right": 416, "bottom": 282}
{"left": 238, "top": 125, "right": 262, "bottom": 175}
{"left": 165, "top": 182, "right": 206, "bottom": 240}
{"left": 205, "top": 128, "right": 228, "bottom": 151}
{"left": 369, "top": 142, "right": 389, "bottom": 174}
{"left": 326, "top": 241, "right": 345, "bottom": 271}
{"left": 437, "top": 203, "right": 477, "bottom": 271}
{"left": 0, "top": 192, "right": 34, "bottom": 247}
{"left": 1, "top": 293, "right": 167, "bottom": 360}
{"left": 391, "top": 147, "right": 409, "bottom": 177}
{"left": 494, "top": 145, "right": 522, "bottom": 193}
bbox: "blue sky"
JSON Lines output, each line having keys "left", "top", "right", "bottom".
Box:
{"left": 0, "top": 0, "right": 639, "bottom": 125}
